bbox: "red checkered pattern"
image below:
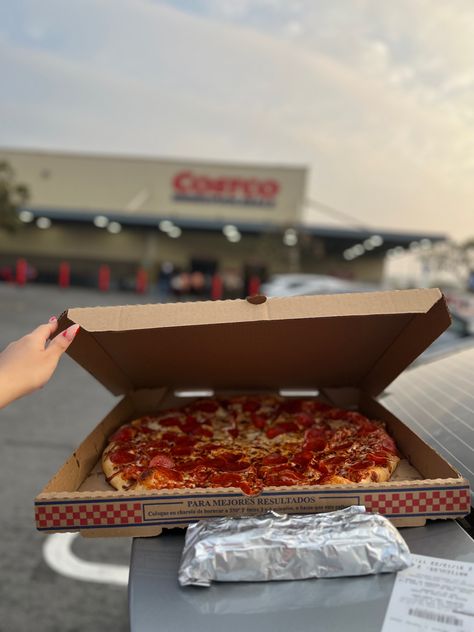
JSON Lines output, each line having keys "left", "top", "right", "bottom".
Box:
{"left": 35, "top": 502, "right": 143, "bottom": 530}
{"left": 363, "top": 488, "right": 471, "bottom": 515}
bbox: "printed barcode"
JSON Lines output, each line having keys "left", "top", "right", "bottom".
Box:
{"left": 408, "top": 608, "right": 463, "bottom": 627}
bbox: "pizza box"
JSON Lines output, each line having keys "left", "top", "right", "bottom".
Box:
{"left": 35, "top": 288, "right": 471, "bottom": 537}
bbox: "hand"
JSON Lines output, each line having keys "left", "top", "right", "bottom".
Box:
{"left": 0, "top": 318, "right": 79, "bottom": 409}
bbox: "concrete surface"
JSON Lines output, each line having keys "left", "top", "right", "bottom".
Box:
{"left": 0, "top": 284, "right": 151, "bottom": 632}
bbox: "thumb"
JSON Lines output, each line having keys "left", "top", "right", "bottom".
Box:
{"left": 47, "top": 324, "right": 80, "bottom": 359}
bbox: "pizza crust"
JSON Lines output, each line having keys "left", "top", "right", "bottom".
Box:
{"left": 354, "top": 456, "right": 400, "bottom": 483}
{"left": 102, "top": 445, "right": 128, "bottom": 491}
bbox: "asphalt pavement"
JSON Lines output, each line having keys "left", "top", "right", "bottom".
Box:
{"left": 3, "top": 282, "right": 472, "bottom": 632}
{"left": 0, "top": 283, "right": 153, "bottom": 632}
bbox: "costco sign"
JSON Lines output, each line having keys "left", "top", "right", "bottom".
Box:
{"left": 172, "top": 171, "right": 280, "bottom": 207}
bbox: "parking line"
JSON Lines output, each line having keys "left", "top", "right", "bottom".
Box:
{"left": 43, "top": 533, "right": 129, "bottom": 586}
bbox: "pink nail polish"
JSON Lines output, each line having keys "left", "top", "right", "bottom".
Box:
{"left": 49, "top": 316, "right": 57, "bottom": 322}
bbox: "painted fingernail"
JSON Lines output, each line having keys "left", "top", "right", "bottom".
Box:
{"left": 49, "top": 316, "right": 57, "bottom": 322}
{"left": 62, "top": 324, "right": 80, "bottom": 341}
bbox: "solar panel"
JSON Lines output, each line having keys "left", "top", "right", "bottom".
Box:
{"left": 382, "top": 343, "right": 474, "bottom": 505}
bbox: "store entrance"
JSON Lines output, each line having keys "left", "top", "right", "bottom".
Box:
{"left": 187, "top": 257, "right": 218, "bottom": 298}
{"left": 190, "top": 257, "right": 218, "bottom": 276}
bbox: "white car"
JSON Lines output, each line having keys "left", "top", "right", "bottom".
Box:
{"left": 261, "top": 274, "right": 377, "bottom": 297}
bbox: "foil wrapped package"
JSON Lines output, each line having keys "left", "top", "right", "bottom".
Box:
{"left": 178, "top": 506, "right": 411, "bottom": 587}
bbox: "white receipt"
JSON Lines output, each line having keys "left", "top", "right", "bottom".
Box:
{"left": 381, "top": 554, "right": 474, "bottom": 632}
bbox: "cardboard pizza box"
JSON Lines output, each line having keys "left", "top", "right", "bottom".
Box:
{"left": 35, "top": 289, "right": 471, "bottom": 536}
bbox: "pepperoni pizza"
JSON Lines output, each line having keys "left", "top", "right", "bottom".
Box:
{"left": 102, "top": 396, "right": 400, "bottom": 495}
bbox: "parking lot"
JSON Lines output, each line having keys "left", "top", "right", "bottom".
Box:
{"left": 2, "top": 282, "right": 473, "bottom": 631}
{"left": 0, "top": 284, "right": 148, "bottom": 631}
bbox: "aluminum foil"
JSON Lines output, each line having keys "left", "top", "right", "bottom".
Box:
{"left": 178, "top": 506, "right": 411, "bottom": 587}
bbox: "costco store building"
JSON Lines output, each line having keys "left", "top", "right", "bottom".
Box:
{"left": 0, "top": 149, "right": 443, "bottom": 295}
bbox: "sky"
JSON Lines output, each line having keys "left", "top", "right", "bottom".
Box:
{"left": 1, "top": 0, "right": 474, "bottom": 240}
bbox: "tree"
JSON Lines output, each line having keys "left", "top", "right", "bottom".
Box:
{"left": 0, "top": 161, "right": 30, "bottom": 232}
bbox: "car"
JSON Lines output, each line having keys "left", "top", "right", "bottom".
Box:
{"left": 260, "top": 274, "right": 378, "bottom": 297}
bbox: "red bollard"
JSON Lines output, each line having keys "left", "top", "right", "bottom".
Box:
{"left": 248, "top": 275, "right": 261, "bottom": 296}
{"left": 136, "top": 268, "right": 148, "bottom": 294}
{"left": 98, "top": 264, "right": 110, "bottom": 292}
{"left": 58, "top": 261, "right": 70, "bottom": 289}
{"left": 16, "top": 258, "right": 28, "bottom": 286}
{"left": 211, "top": 274, "right": 223, "bottom": 300}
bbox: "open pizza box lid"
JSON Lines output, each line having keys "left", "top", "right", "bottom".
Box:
{"left": 56, "top": 288, "right": 450, "bottom": 398}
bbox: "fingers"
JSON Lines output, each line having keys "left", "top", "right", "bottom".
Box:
{"left": 30, "top": 317, "right": 59, "bottom": 346}
{"left": 46, "top": 324, "right": 80, "bottom": 360}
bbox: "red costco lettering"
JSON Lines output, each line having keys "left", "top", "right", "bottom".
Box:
{"left": 259, "top": 181, "right": 279, "bottom": 198}
{"left": 173, "top": 171, "right": 193, "bottom": 193}
{"left": 172, "top": 171, "right": 280, "bottom": 204}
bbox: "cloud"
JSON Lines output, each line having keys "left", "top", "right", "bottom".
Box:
{"left": 0, "top": 0, "right": 474, "bottom": 238}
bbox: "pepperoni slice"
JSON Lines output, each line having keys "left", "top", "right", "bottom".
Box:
{"left": 193, "top": 400, "right": 219, "bottom": 413}
{"left": 266, "top": 421, "right": 298, "bottom": 439}
{"left": 227, "top": 427, "right": 239, "bottom": 439}
{"left": 321, "top": 408, "right": 346, "bottom": 420}
{"left": 171, "top": 445, "right": 193, "bottom": 456}
{"left": 308, "top": 401, "right": 332, "bottom": 413}
{"left": 159, "top": 416, "right": 184, "bottom": 427}
{"left": 161, "top": 432, "right": 182, "bottom": 443}
{"left": 265, "top": 427, "right": 282, "bottom": 439}
{"left": 355, "top": 419, "right": 379, "bottom": 435}
{"left": 176, "top": 458, "right": 205, "bottom": 471}
{"left": 278, "top": 399, "right": 303, "bottom": 414}
{"left": 320, "top": 455, "right": 346, "bottom": 468}
{"left": 208, "top": 472, "right": 243, "bottom": 487}
{"left": 119, "top": 465, "right": 147, "bottom": 481}
{"left": 366, "top": 452, "right": 389, "bottom": 466}
{"left": 291, "top": 450, "right": 313, "bottom": 468}
{"left": 334, "top": 441, "right": 354, "bottom": 451}
{"left": 263, "top": 469, "right": 304, "bottom": 486}
{"left": 303, "top": 427, "right": 327, "bottom": 452}
{"left": 242, "top": 399, "right": 260, "bottom": 412}
{"left": 192, "top": 426, "right": 213, "bottom": 438}
{"left": 110, "top": 426, "right": 136, "bottom": 443}
{"left": 179, "top": 415, "right": 204, "bottom": 433}
{"left": 136, "top": 426, "right": 154, "bottom": 435}
{"left": 174, "top": 435, "right": 196, "bottom": 447}
{"left": 304, "top": 427, "right": 326, "bottom": 440}
{"left": 304, "top": 437, "right": 326, "bottom": 452}
{"left": 317, "top": 475, "right": 337, "bottom": 485}
{"left": 259, "top": 463, "right": 291, "bottom": 476}
{"left": 316, "top": 462, "right": 329, "bottom": 475}
{"left": 109, "top": 448, "right": 135, "bottom": 464}
{"left": 201, "top": 456, "right": 227, "bottom": 469}
{"left": 208, "top": 473, "right": 256, "bottom": 495}
{"left": 251, "top": 414, "right": 267, "bottom": 429}
{"left": 222, "top": 460, "right": 251, "bottom": 472}
{"left": 349, "top": 458, "right": 375, "bottom": 471}
{"left": 379, "top": 436, "right": 397, "bottom": 454}
{"left": 198, "top": 443, "right": 220, "bottom": 453}
{"left": 295, "top": 413, "right": 314, "bottom": 429}
{"left": 219, "top": 450, "right": 244, "bottom": 462}
{"left": 149, "top": 454, "right": 176, "bottom": 469}
{"left": 147, "top": 466, "right": 183, "bottom": 484}
{"left": 344, "top": 411, "right": 369, "bottom": 424}
{"left": 261, "top": 454, "right": 287, "bottom": 466}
